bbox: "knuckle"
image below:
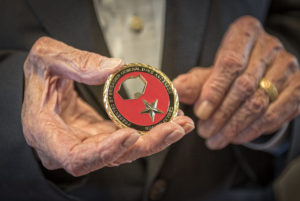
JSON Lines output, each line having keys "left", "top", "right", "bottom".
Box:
{"left": 285, "top": 53, "right": 299, "bottom": 73}
{"left": 64, "top": 159, "right": 83, "bottom": 177}
{"left": 62, "top": 151, "right": 83, "bottom": 177}
{"left": 235, "top": 75, "right": 256, "bottom": 96}
{"left": 263, "top": 111, "right": 278, "bottom": 124}
{"left": 223, "top": 119, "right": 241, "bottom": 139}
{"left": 39, "top": 156, "right": 59, "bottom": 170}
{"left": 65, "top": 165, "right": 81, "bottom": 177}
{"left": 99, "top": 150, "right": 113, "bottom": 164}
{"left": 246, "top": 94, "right": 268, "bottom": 114}
{"left": 290, "top": 72, "right": 300, "bottom": 85}
{"left": 23, "top": 133, "right": 35, "bottom": 147}
{"left": 206, "top": 79, "right": 227, "bottom": 103}
{"left": 221, "top": 51, "right": 245, "bottom": 76}
{"left": 236, "top": 16, "right": 261, "bottom": 29}
{"left": 216, "top": 107, "right": 231, "bottom": 122}
{"left": 40, "top": 160, "right": 53, "bottom": 169}
{"left": 25, "top": 37, "right": 53, "bottom": 74}
{"left": 21, "top": 117, "right": 37, "bottom": 147}
{"left": 76, "top": 51, "right": 91, "bottom": 72}
{"left": 29, "top": 36, "right": 52, "bottom": 57}
{"left": 268, "top": 35, "right": 283, "bottom": 50}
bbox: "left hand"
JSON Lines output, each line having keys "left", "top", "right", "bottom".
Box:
{"left": 22, "top": 37, "right": 194, "bottom": 176}
{"left": 173, "top": 16, "right": 300, "bottom": 150}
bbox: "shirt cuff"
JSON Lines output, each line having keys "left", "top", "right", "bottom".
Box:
{"left": 243, "top": 123, "right": 290, "bottom": 155}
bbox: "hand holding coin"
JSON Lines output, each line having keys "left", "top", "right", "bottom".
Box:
{"left": 21, "top": 37, "right": 194, "bottom": 176}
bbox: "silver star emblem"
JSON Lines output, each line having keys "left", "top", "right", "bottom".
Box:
{"left": 141, "top": 99, "right": 164, "bottom": 122}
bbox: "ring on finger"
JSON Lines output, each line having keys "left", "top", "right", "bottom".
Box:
{"left": 259, "top": 78, "right": 278, "bottom": 102}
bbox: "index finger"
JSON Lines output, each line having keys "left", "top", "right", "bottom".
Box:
{"left": 194, "top": 16, "right": 262, "bottom": 120}
{"left": 25, "top": 36, "right": 123, "bottom": 85}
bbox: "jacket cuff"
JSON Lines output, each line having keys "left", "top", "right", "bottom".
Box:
{"left": 243, "top": 123, "right": 290, "bottom": 155}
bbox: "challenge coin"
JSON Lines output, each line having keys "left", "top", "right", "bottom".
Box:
{"left": 103, "top": 63, "right": 179, "bottom": 134}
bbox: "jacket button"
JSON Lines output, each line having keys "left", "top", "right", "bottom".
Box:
{"left": 149, "top": 179, "right": 167, "bottom": 201}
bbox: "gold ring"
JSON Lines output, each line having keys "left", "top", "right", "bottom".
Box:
{"left": 259, "top": 78, "right": 278, "bottom": 102}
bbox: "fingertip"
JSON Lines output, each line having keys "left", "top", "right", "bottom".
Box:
{"left": 78, "top": 57, "right": 124, "bottom": 85}
{"left": 173, "top": 74, "right": 187, "bottom": 89}
{"left": 99, "top": 57, "right": 124, "bottom": 70}
{"left": 183, "top": 123, "right": 195, "bottom": 134}
{"left": 104, "top": 128, "right": 139, "bottom": 150}
{"left": 118, "top": 128, "right": 140, "bottom": 147}
{"left": 196, "top": 127, "right": 209, "bottom": 139}
{"left": 205, "top": 139, "right": 219, "bottom": 150}
{"left": 173, "top": 74, "right": 188, "bottom": 96}
{"left": 205, "top": 134, "right": 229, "bottom": 150}
{"left": 164, "top": 129, "right": 185, "bottom": 144}
{"left": 205, "top": 138, "right": 222, "bottom": 150}
{"left": 148, "top": 120, "right": 185, "bottom": 141}
{"left": 177, "top": 109, "right": 184, "bottom": 116}
{"left": 194, "top": 100, "right": 214, "bottom": 120}
{"left": 173, "top": 73, "right": 199, "bottom": 105}
{"left": 122, "top": 132, "right": 140, "bottom": 147}
{"left": 173, "top": 116, "right": 195, "bottom": 133}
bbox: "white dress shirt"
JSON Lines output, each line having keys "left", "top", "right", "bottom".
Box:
{"left": 93, "top": 0, "right": 166, "bottom": 69}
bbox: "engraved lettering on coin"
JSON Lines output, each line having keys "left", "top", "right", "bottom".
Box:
{"left": 103, "top": 63, "right": 179, "bottom": 133}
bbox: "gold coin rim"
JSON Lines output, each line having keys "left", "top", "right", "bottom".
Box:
{"left": 103, "top": 63, "right": 179, "bottom": 134}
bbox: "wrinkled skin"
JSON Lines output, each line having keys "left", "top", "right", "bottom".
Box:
{"left": 174, "top": 16, "right": 300, "bottom": 150}
{"left": 21, "top": 37, "right": 194, "bottom": 176}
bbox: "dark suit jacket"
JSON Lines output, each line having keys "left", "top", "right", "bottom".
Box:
{"left": 0, "top": 0, "right": 300, "bottom": 201}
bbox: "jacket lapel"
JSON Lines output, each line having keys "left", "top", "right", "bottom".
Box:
{"left": 27, "top": 0, "right": 109, "bottom": 55}
{"left": 162, "top": 0, "right": 211, "bottom": 80}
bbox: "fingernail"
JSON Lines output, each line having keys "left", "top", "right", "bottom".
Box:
{"left": 206, "top": 138, "right": 220, "bottom": 150}
{"left": 205, "top": 139, "right": 217, "bottom": 150}
{"left": 197, "top": 127, "right": 210, "bottom": 138}
{"left": 196, "top": 101, "right": 214, "bottom": 120}
{"left": 164, "top": 130, "right": 183, "bottom": 144}
{"left": 122, "top": 132, "right": 139, "bottom": 147}
{"left": 182, "top": 122, "right": 195, "bottom": 133}
{"left": 177, "top": 110, "right": 184, "bottom": 116}
{"left": 197, "top": 121, "right": 215, "bottom": 138}
{"left": 100, "top": 58, "right": 123, "bottom": 69}
{"left": 206, "top": 134, "right": 227, "bottom": 150}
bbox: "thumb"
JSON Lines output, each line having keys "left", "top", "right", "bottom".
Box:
{"left": 27, "top": 36, "right": 123, "bottom": 85}
{"left": 173, "top": 67, "right": 211, "bottom": 104}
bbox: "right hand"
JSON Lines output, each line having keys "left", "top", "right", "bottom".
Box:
{"left": 21, "top": 37, "right": 194, "bottom": 176}
{"left": 173, "top": 16, "right": 300, "bottom": 150}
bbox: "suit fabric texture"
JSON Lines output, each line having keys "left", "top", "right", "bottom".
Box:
{"left": 0, "top": 0, "right": 300, "bottom": 201}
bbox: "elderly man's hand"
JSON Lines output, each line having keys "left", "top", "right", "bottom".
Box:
{"left": 173, "top": 16, "right": 300, "bottom": 150}
{"left": 21, "top": 37, "right": 194, "bottom": 176}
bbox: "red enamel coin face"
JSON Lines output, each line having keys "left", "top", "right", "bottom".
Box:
{"left": 104, "top": 63, "right": 178, "bottom": 133}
